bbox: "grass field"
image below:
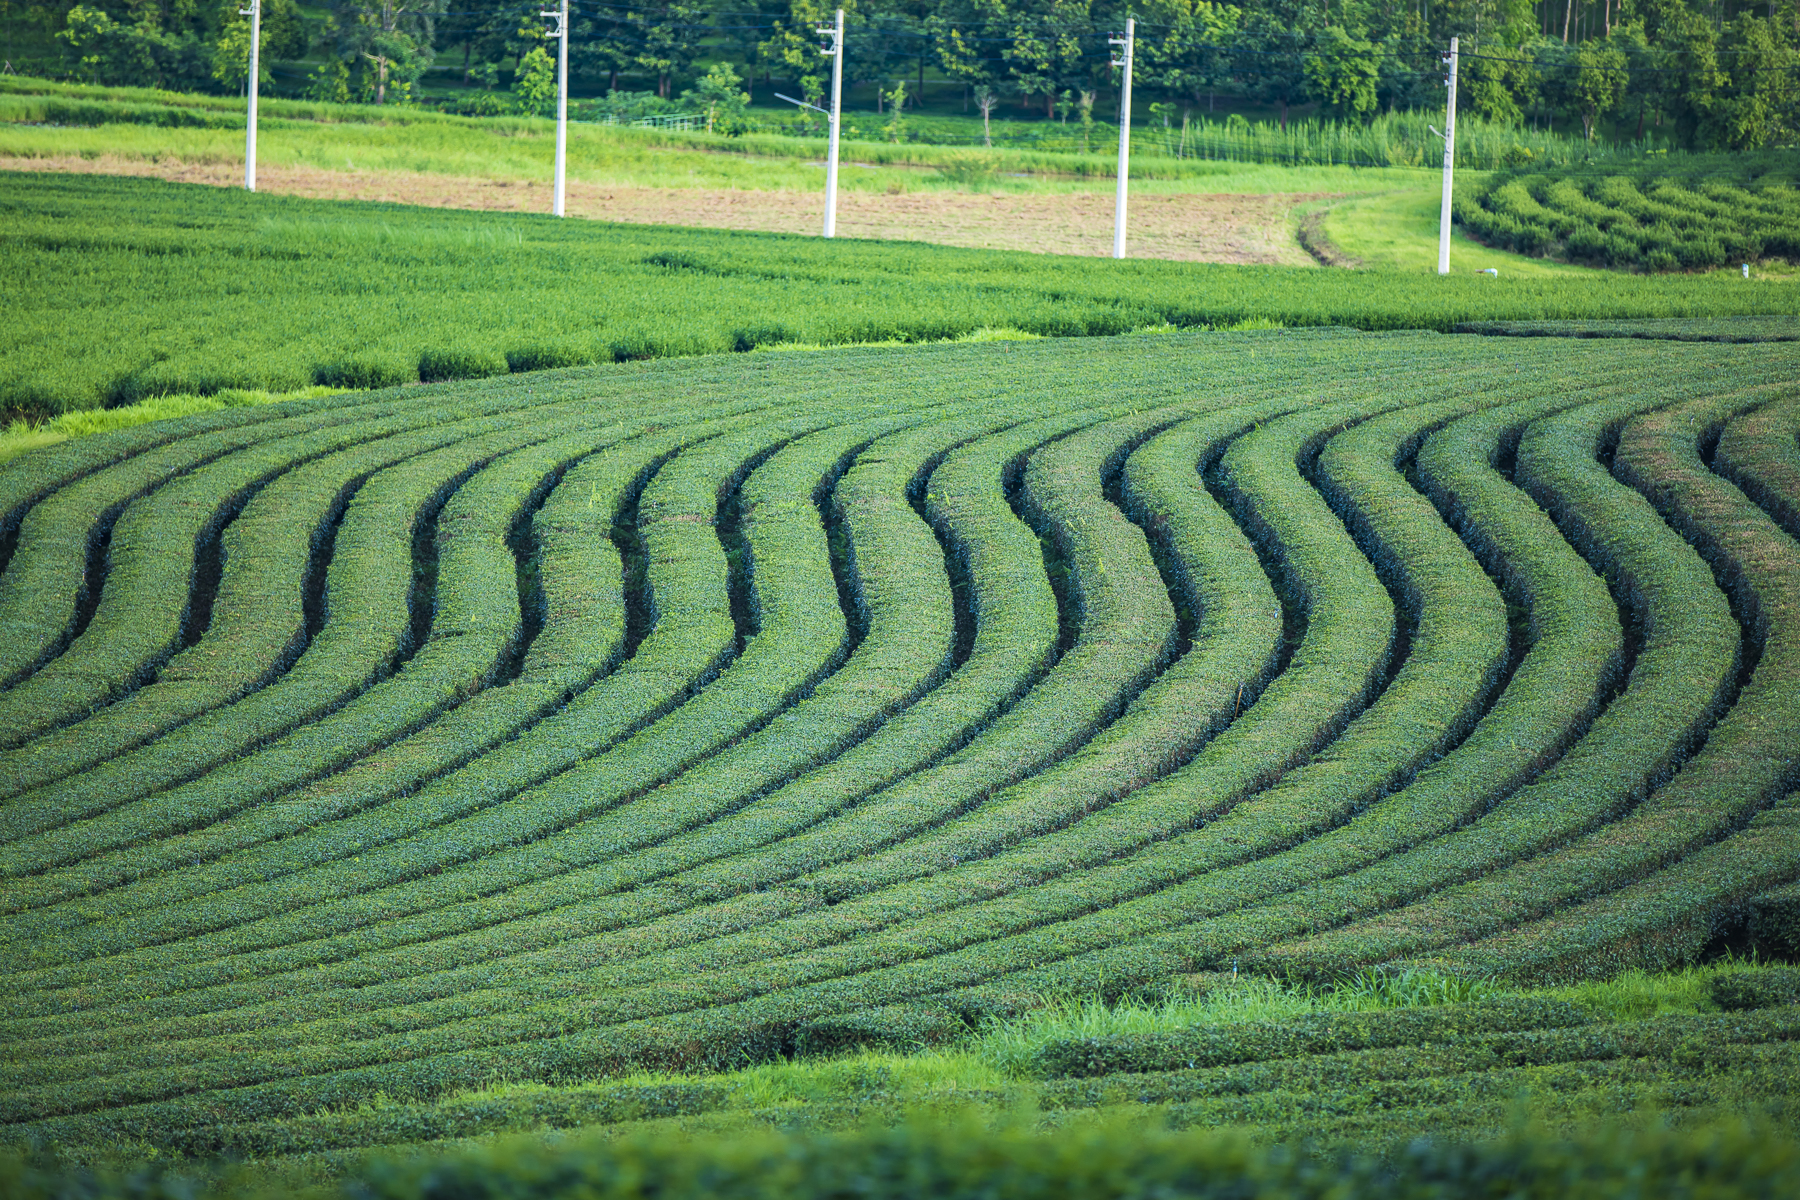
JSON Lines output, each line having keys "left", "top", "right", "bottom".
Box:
{"left": 0, "top": 81, "right": 1435, "bottom": 272}
{"left": 11, "top": 76, "right": 1792, "bottom": 286}
{"left": 0, "top": 75, "right": 1662, "bottom": 280}
{"left": 3, "top": 321, "right": 1800, "bottom": 1193}
{"left": 0, "top": 76, "right": 1429, "bottom": 195}
{"left": 1319, "top": 190, "right": 1593, "bottom": 275}
{"left": 4, "top": 172, "right": 1796, "bottom": 419}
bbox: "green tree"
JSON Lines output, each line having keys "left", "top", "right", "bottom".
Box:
{"left": 1304, "top": 24, "right": 1378, "bottom": 120}
{"left": 512, "top": 42, "right": 555, "bottom": 114}
{"left": 761, "top": 0, "right": 852, "bottom": 106}
{"left": 1630, "top": 0, "right": 1725, "bottom": 148}
{"left": 1228, "top": 4, "right": 1312, "bottom": 130}
{"left": 458, "top": 1, "right": 543, "bottom": 88}
{"left": 326, "top": 0, "right": 444, "bottom": 105}
{"left": 936, "top": 0, "right": 1091, "bottom": 119}
{"left": 971, "top": 81, "right": 1000, "bottom": 145}
{"left": 1134, "top": 0, "right": 1239, "bottom": 118}
{"left": 209, "top": 8, "right": 272, "bottom": 91}
{"left": 305, "top": 56, "right": 352, "bottom": 101}
{"left": 56, "top": 3, "right": 126, "bottom": 81}
{"left": 1701, "top": 14, "right": 1800, "bottom": 149}
{"left": 885, "top": 77, "right": 906, "bottom": 139}
{"left": 931, "top": 0, "right": 1001, "bottom": 99}
{"left": 1560, "top": 34, "right": 1628, "bottom": 140}
{"left": 999, "top": 0, "right": 1091, "bottom": 118}
{"left": 54, "top": 3, "right": 207, "bottom": 87}
{"left": 1461, "top": 30, "right": 1538, "bottom": 125}
{"left": 682, "top": 60, "right": 751, "bottom": 132}
{"left": 246, "top": 0, "right": 309, "bottom": 60}
{"left": 629, "top": 1, "right": 708, "bottom": 99}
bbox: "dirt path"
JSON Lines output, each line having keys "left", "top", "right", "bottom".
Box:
{"left": 3, "top": 154, "right": 1329, "bottom": 266}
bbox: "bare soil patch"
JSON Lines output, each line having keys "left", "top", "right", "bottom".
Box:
{"left": 3, "top": 154, "right": 1329, "bottom": 266}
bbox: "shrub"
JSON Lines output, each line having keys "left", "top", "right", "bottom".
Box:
{"left": 313, "top": 355, "right": 416, "bottom": 390}
{"left": 418, "top": 347, "right": 508, "bottom": 383}
{"left": 505, "top": 345, "right": 592, "bottom": 373}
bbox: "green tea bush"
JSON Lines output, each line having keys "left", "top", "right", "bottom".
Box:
{"left": 1460, "top": 156, "right": 1800, "bottom": 271}
{"left": 31, "top": 1120, "right": 1796, "bottom": 1200}
{"left": 313, "top": 355, "right": 417, "bottom": 390}
{"left": 1711, "top": 969, "right": 1800, "bottom": 1011}
{"left": 1034, "top": 998, "right": 1593, "bottom": 1078}
{"left": 418, "top": 348, "right": 509, "bottom": 383}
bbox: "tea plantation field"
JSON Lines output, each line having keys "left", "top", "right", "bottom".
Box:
{"left": 2, "top": 324, "right": 1800, "bottom": 1175}
{"left": 1459, "top": 154, "right": 1800, "bottom": 272}
{"left": 4, "top": 172, "right": 1797, "bottom": 419}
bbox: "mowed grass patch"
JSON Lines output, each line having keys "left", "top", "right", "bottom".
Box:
{"left": 1322, "top": 187, "right": 1602, "bottom": 277}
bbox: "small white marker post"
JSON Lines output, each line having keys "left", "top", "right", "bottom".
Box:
{"left": 543, "top": 0, "right": 569, "bottom": 217}
{"left": 1109, "top": 18, "right": 1135, "bottom": 260}
{"left": 1430, "top": 36, "right": 1459, "bottom": 275}
{"left": 241, "top": 0, "right": 260, "bottom": 191}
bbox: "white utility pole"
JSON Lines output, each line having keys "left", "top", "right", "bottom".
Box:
{"left": 820, "top": 9, "right": 845, "bottom": 238}
{"left": 1109, "top": 18, "right": 1135, "bottom": 259}
{"left": 1435, "top": 36, "right": 1458, "bottom": 275}
{"left": 241, "top": 0, "right": 260, "bottom": 190}
{"left": 543, "top": 0, "right": 569, "bottom": 216}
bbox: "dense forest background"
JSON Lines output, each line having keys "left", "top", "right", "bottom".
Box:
{"left": 0, "top": 0, "right": 1794, "bottom": 149}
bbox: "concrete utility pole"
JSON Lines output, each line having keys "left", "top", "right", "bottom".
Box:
{"left": 1435, "top": 36, "right": 1458, "bottom": 276}
{"left": 821, "top": 9, "right": 845, "bottom": 238}
{"left": 543, "top": 0, "right": 569, "bottom": 216}
{"left": 242, "top": 0, "right": 260, "bottom": 191}
{"left": 1109, "top": 17, "right": 1135, "bottom": 259}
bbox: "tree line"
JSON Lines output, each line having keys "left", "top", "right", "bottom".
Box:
{"left": 5, "top": 0, "right": 1795, "bottom": 149}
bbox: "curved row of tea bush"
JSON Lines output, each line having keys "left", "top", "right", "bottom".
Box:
{"left": 1459, "top": 167, "right": 1800, "bottom": 270}
{"left": 1, "top": 329, "right": 1797, "bottom": 1151}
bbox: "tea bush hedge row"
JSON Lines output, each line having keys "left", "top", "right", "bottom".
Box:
{"left": 57, "top": 998, "right": 1800, "bottom": 1166}
{"left": 11, "top": 1113, "right": 1800, "bottom": 1200}
{"left": 1410, "top": 389, "right": 1800, "bottom": 983}
{"left": 1458, "top": 168, "right": 1800, "bottom": 270}
{"left": 1039, "top": 1002, "right": 1800, "bottom": 1108}
{"left": 0, "top": 414, "right": 774, "bottom": 921}
{"left": 2, "top": 329, "right": 1799, "bottom": 1152}
{"left": 1254, "top": 384, "right": 1762, "bottom": 978}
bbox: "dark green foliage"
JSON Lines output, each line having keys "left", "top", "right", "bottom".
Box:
{"left": 16, "top": 1119, "right": 1800, "bottom": 1200}
{"left": 418, "top": 348, "right": 509, "bottom": 383}
{"left": 505, "top": 345, "right": 594, "bottom": 373}
{"left": 1712, "top": 969, "right": 1800, "bottom": 1012}
{"left": 1752, "top": 885, "right": 1800, "bottom": 961}
{"left": 313, "top": 356, "right": 417, "bottom": 390}
{"left": 1455, "top": 317, "right": 1800, "bottom": 342}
